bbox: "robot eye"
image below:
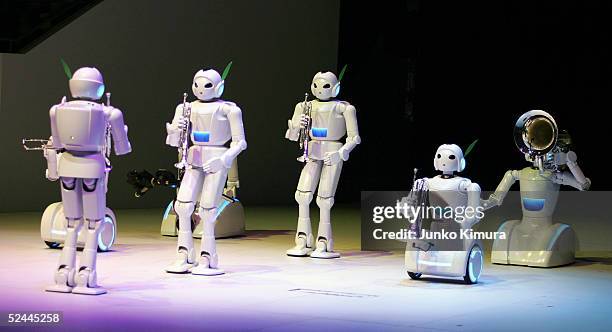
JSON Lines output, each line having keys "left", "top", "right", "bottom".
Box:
{"left": 323, "top": 83, "right": 331, "bottom": 88}
{"left": 437, "top": 154, "right": 441, "bottom": 158}
{"left": 194, "top": 82, "right": 198, "bottom": 88}
{"left": 314, "top": 83, "right": 318, "bottom": 88}
{"left": 449, "top": 155, "right": 456, "bottom": 160}
{"left": 205, "top": 83, "right": 213, "bottom": 88}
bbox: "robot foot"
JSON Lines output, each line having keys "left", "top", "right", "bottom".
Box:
{"left": 286, "top": 236, "right": 313, "bottom": 257}
{"left": 72, "top": 286, "right": 107, "bottom": 295}
{"left": 310, "top": 240, "right": 340, "bottom": 259}
{"left": 45, "top": 267, "right": 75, "bottom": 293}
{"left": 192, "top": 255, "right": 225, "bottom": 276}
{"left": 165, "top": 251, "right": 197, "bottom": 274}
{"left": 72, "top": 269, "right": 107, "bottom": 295}
{"left": 286, "top": 246, "right": 313, "bottom": 257}
{"left": 45, "top": 284, "right": 73, "bottom": 293}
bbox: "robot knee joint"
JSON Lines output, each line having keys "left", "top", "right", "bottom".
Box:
{"left": 295, "top": 191, "right": 313, "bottom": 205}
{"left": 82, "top": 178, "right": 99, "bottom": 192}
{"left": 174, "top": 201, "right": 195, "bottom": 216}
{"left": 316, "top": 196, "right": 335, "bottom": 209}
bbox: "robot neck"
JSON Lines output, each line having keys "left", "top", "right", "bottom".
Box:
{"left": 196, "top": 98, "right": 221, "bottom": 103}
{"left": 440, "top": 173, "right": 455, "bottom": 179}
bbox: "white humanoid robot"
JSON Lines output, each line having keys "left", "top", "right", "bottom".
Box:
{"left": 285, "top": 69, "right": 361, "bottom": 259}
{"left": 44, "top": 67, "right": 131, "bottom": 295}
{"left": 482, "top": 110, "right": 591, "bottom": 267}
{"left": 403, "top": 144, "right": 484, "bottom": 284}
{"left": 165, "top": 67, "right": 246, "bottom": 275}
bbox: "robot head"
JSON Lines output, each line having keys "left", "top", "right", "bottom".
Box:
{"left": 69, "top": 67, "right": 105, "bottom": 100}
{"left": 192, "top": 69, "right": 224, "bottom": 101}
{"left": 311, "top": 71, "right": 340, "bottom": 101}
{"left": 434, "top": 144, "right": 466, "bottom": 174}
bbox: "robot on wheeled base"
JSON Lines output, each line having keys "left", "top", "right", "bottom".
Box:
{"left": 402, "top": 144, "right": 484, "bottom": 284}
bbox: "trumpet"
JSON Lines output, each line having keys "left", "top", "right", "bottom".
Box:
{"left": 22, "top": 138, "right": 55, "bottom": 151}
{"left": 174, "top": 92, "right": 191, "bottom": 171}
{"left": 297, "top": 93, "right": 312, "bottom": 163}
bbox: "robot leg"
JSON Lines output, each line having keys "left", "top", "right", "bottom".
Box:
{"left": 166, "top": 168, "right": 204, "bottom": 273}
{"left": 192, "top": 168, "right": 229, "bottom": 276}
{"left": 46, "top": 177, "right": 83, "bottom": 293}
{"left": 286, "top": 160, "right": 322, "bottom": 257}
{"left": 73, "top": 177, "right": 107, "bottom": 295}
{"left": 311, "top": 161, "right": 343, "bottom": 259}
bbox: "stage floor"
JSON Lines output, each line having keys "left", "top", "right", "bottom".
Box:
{"left": 1, "top": 207, "right": 611, "bottom": 331}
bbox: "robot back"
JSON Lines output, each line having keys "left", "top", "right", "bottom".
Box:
{"left": 55, "top": 101, "right": 106, "bottom": 152}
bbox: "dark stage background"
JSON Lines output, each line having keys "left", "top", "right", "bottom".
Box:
{"left": 339, "top": 0, "right": 608, "bottom": 199}
{"left": 0, "top": 0, "right": 608, "bottom": 213}
{"left": 0, "top": 0, "right": 340, "bottom": 212}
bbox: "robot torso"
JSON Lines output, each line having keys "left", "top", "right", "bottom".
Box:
{"left": 426, "top": 175, "right": 470, "bottom": 211}
{"left": 308, "top": 100, "right": 347, "bottom": 142}
{"left": 189, "top": 101, "right": 232, "bottom": 147}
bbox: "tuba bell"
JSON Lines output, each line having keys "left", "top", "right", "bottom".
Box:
{"left": 513, "top": 110, "right": 558, "bottom": 172}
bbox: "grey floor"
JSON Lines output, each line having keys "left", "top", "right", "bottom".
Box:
{"left": 1, "top": 207, "right": 611, "bottom": 331}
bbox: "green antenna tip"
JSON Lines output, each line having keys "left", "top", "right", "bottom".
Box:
{"left": 338, "top": 64, "right": 348, "bottom": 81}
{"left": 464, "top": 139, "right": 479, "bottom": 157}
{"left": 60, "top": 58, "right": 72, "bottom": 80}
{"left": 221, "top": 61, "right": 233, "bottom": 80}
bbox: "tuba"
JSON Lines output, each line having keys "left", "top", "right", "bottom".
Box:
{"left": 513, "top": 110, "right": 558, "bottom": 172}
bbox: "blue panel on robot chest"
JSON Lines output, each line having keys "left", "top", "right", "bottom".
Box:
{"left": 192, "top": 131, "right": 210, "bottom": 142}
{"left": 523, "top": 198, "right": 545, "bottom": 211}
{"left": 311, "top": 127, "right": 328, "bottom": 137}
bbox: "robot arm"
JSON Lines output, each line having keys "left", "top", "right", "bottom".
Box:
{"left": 221, "top": 104, "right": 247, "bottom": 167}
{"left": 224, "top": 159, "right": 240, "bottom": 198}
{"left": 166, "top": 104, "right": 186, "bottom": 147}
{"left": 285, "top": 102, "right": 303, "bottom": 142}
{"left": 107, "top": 107, "right": 132, "bottom": 155}
{"left": 460, "top": 180, "right": 482, "bottom": 227}
{"left": 338, "top": 103, "right": 361, "bottom": 161}
{"left": 481, "top": 170, "right": 520, "bottom": 210}
{"left": 551, "top": 151, "right": 591, "bottom": 190}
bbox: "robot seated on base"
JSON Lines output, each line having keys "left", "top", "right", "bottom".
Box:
{"left": 402, "top": 144, "right": 484, "bottom": 284}
{"left": 482, "top": 110, "right": 591, "bottom": 268}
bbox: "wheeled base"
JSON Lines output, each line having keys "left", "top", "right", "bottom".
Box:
{"left": 491, "top": 219, "right": 576, "bottom": 267}
{"left": 40, "top": 202, "right": 117, "bottom": 252}
{"left": 160, "top": 196, "right": 245, "bottom": 239}
{"left": 405, "top": 241, "right": 484, "bottom": 284}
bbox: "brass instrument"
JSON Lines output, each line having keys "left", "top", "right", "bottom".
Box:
{"left": 513, "top": 110, "right": 558, "bottom": 172}
{"left": 297, "top": 93, "right": 312, "bottom": 163}
{"left": 174, "top": 92, "right": 190, "bottom": 171}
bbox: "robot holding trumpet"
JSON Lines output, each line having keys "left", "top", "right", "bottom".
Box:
{"left": 164, "top": 64, "right": 247, "bottom": 276}
{"left": 482, "top": 110, "right": 591, "bottom": 267}
{"left": 23, "top": 67, "right": 131, "bottom": 295}
{"left": 285, "top": 68, "right": 361, "bottom": 259}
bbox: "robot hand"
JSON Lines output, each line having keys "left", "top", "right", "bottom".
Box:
{"left": 177, "top": 115, "right": 189, "bottom": 130}
{"left": 299, "top": 114, "right": 310, "bottom": 129}
{"left": 224, "top": 180, "right": 239, "bottom": 198}
{"left": 324, "top": 151, "right": 342, "bottom": 166}
{"left": 480, "top": 196, "right": 500, "bottom": 210}
{"left": 203, "top": 156, "right": 230, "bottom": 173}
{"left": 45, "top": 169, "right": 59, "bottom": 182}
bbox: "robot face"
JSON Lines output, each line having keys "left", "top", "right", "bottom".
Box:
{"left": 311, "top": 71, "right": 340, "bottom": 101}
{"left": 434, "top": 144, "right": 466, "bottom": 173}
{"left": 192, "top": 69, "right": 224, "bottom": 101}
{"left": 69, "top": 67, "right": 105, "bottom": 100}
